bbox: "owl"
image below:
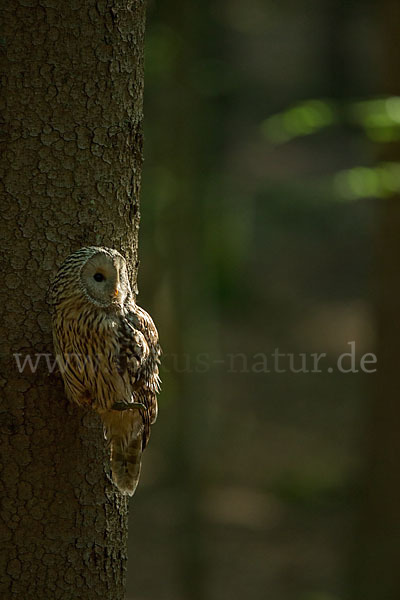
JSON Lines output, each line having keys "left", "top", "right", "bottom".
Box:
{"left": 49, "top": 246, "right": 161, "bottom": 496}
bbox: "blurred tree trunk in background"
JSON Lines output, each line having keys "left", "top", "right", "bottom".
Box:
{"left": 151, "top": 7, "right": 207, "bottom": 599}
{"left": 142, "top": 2, "right": 223, "bottom": 598}
{"left": 353, "top": 2, "right": 400, "bottom": 598}
{"left": 0, "top": 1, "right": 145, "bottom": 598}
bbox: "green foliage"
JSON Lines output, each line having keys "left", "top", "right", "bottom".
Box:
{"left": 261, "top": 96, "right": 400, "bottom": 145}
{"left": 261, "top": 99, "right": 337, "bottom": 143}
{"left": 335, "top": 162, "right": 400, "bottom": 199}
{"left": 261, "top": 96, "right": 400, "bottom": 199}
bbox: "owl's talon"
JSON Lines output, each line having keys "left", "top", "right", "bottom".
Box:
{"left": 111, "top": 401, "right": 146, "bottom": 412}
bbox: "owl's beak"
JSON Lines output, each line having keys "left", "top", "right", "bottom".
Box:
{"left": 114, "top": 288, "right": 119, "bottom": 298}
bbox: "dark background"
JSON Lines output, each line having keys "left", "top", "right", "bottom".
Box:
{"left": 127, "top": 1, "right": 399, "bottom": 599}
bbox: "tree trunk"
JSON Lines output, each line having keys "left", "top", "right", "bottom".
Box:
{"left": 0, "top": 1, "right": 145, "bottom": 598}
{"left": 352, "top": 2, "right": 400, "bottom": 598}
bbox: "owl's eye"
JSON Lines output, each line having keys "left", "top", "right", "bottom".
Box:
{"left": 93, "top": 273, "right": 105, "bottom": 282}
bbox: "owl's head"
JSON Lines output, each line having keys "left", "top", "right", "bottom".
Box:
{"left": 50, "top": 247, "right": 132, "bottom": 309}
{"left": 80, "top": 248, "right": 131, "bottom": 307}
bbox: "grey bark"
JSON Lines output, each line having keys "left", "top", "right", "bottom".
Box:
{"left": 0, "top": 1, "right": 146, "bottom": 598}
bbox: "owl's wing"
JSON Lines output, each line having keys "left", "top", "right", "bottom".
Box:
{"left": 116, "top": 306, "right": 161, "bottom": 447}
{"left": 52, "top": 327, "right": 94, "bottom": 407}
{"left": 116, "top": 318, "right": 149, "bottom": 381}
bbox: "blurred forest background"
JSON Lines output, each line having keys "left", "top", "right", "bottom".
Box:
{"left": 128, "top": 1, "right": 400, "bottom": 599}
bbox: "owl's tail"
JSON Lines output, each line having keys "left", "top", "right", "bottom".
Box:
{"left": 101, "top": 411, "right": 143, "bottom": 496}
{"left": 110, "top": 435, "right": 142, "bottom": 496}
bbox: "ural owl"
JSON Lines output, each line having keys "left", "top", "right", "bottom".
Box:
{"left": 49, "top": 246, "right": 161, "bottom": 496}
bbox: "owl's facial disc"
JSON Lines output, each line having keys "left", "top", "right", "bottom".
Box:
{"left": 80, "top": 252, "right": 126, "bottom": 307}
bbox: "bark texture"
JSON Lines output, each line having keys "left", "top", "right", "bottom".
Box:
{"left": 0, "top": 1, "right": 146, "bottom": 598}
